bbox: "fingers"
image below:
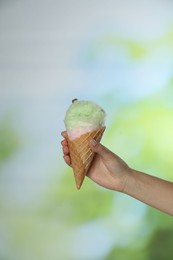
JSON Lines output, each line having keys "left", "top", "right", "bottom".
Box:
{"left": 61, "top": 131, "right": 68, "bottom": 138}
{"left": 61, "top": 131, "right": 72, "bottom": 166}
{"left": 61, "top": 139, "right": 69, "bottom": 151}
{"left": 61, "top": 131, "right": 69, "bottom": 154}
{"left": 61, "top": 132, "right": 69, "bottom": 153}
{"left": 89, "top": 138, "right": 113, "bottom": 160}
{"left": 63, "top": 155, "right": 71, "bottom": 166}
{"left": 61, "top": 139, "right": 69, "bottom": 155}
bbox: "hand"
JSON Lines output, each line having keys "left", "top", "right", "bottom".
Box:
{"left": 61, "top": 131, "right": 132, "bottom": 192}
{"left": 61, "top": 131, "right": 173, "bottom": 216}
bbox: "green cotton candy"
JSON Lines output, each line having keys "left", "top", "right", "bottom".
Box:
{"left": 64, "top": 100, "right": 106, "bottom": 132}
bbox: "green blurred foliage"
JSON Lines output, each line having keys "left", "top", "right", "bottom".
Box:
{"left": 104, "top": 213, "right": 173, "bottom": 260}
{"left": 40, "top": 168, "right": 114, "bottom": 225}
{"left": 86, "top": 36, "right": 147, "bottom": 62}
{"left": 107, "top": 84, "right": 173, "bottom": 179}
{"left": 1, "top": 211, "right": 72, "bottom": 260}
{"left": 0, "top": 119, "right": 20, "bottom": 163}
{"left": 104, "top": 36, "right": 147, "bottom": 59}
{"left": 105, "top": 245, "right": 147, "bottom": 260}
{"left": 102, "top": 83, "right": 173, "bottom": 259}
{"left": 86, "top": 29, "right": 173, "bottom": 64}
{"left": 147, "top": 228, "right": 173, "bottom": 260}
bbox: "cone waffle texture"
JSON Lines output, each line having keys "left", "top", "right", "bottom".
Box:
{"left": 67, "top": 127, "right": 105, "bottom": 189}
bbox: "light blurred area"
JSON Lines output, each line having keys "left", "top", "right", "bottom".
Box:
{"left": 1, "top": 0, "right": 173, "bottom": 259}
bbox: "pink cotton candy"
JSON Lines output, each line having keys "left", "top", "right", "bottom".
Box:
{"left": 67, "top": 126, "right": 100, "bottom": 140}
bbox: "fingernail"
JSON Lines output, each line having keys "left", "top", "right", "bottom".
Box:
{"left": 90, "top": 138, "right": 97, "bottom": 146}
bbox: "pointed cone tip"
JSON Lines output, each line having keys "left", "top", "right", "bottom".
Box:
{"left": 76, "top": 180, "right": 83, "bottom": 190}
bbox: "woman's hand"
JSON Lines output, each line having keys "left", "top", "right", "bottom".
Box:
{"left": 61, "top": 131, "right": 173, "bottom": 216}
{"left": 61, "top": 131, "right": 132, "bottom": 192}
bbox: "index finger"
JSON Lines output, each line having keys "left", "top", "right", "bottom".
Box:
{"left": 61, "top": 131, "right": 68, "bottom": 138}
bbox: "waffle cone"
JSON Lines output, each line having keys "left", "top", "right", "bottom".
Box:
{"left": 66, "top": 127, "right": 105, "bottom": 189}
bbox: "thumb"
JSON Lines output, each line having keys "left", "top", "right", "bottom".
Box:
{"left": 89, "top": 138, "right": 111, "bottom": 160}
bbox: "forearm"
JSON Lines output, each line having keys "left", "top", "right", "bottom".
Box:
{"left": 123, "top": 169, "right": 173, "bottom": 216}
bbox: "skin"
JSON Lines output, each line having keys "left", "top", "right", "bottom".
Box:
{"left": 61, "top": 131, "right": 173, "bottom": 216}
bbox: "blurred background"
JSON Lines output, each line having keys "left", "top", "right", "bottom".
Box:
{"left": 1, "top": 0, "right": 173, "bottom": 259}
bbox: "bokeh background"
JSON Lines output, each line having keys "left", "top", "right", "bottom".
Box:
{"left": 1, "top": 0, "right": 173, "bottom": 259}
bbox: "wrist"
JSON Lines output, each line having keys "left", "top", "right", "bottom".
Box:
{"left": 121, "top": 167, "right": 136, "bottom": 194}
